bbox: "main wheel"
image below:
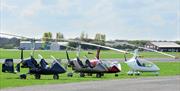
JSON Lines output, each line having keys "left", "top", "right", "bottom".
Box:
{"left": 2, "top": 64, "right": 5, "bottom": 72}
{"left": 101, "top": 73, "right": 104, "bottom": 76}
{"left": 135, "top": 72, "right": 140, "bottom": 76}
{"left": 80, "top": 73, "right": 85, "bottom": 77}
{"left": 35, "top": 74, "right": 41, "bottom": 79}
{"left": 53, "top": 74, "right": 59, "bottom": 80}
{"left": 115, "top": 74, "right": 119, "bottom": 77}
{"left": 67, "top": 72, "right": 73, "bottom": 77}
{"left": 96, "top": 73, "right": 102, "bottom": 78}
{"left": 20, "top": 74, "right": 27, "bottom": 79}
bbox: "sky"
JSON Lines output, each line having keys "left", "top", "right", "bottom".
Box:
{"left": 0, "top": 0, "right": 180, "bottom": 41}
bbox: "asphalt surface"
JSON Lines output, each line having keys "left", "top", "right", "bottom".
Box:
{"left": 1, "top": 76, "right": 180, "bottom": 91}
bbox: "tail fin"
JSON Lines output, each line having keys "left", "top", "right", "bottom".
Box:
{"left": 96, "top": 47, "right": 101, "bottom": 59}
{"left": 133, "top": 49, "right": 139, "bottom": 58}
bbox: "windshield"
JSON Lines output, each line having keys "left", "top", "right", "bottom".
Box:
{"left": 136, "top": 58, "right": 153, "bottom": 67}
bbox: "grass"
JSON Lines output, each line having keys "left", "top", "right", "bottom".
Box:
{"left": 0, "top": 49, "right": 179, "bottom": 59}
{"left": 0, "top": 62, "right": 180, "bottom": 89}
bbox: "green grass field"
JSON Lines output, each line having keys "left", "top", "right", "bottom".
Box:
{"left": 0, "top": 49, "right": 179, "bottom": 59}
{"left": 0, "top": 62, "right": 180, "bottom": 89}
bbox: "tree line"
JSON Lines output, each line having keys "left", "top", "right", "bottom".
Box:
{"left": 0, "top": 32, "right": 180, "bottom": 50}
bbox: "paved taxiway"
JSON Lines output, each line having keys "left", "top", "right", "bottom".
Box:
{"left": 2, "top": 76, "right": 180, "bottom": 91}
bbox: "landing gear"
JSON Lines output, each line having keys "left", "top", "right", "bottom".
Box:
{"left": 67, "top": 72, "right": 73, "bottom": 77}
{"left": 155, "top": 72, "right": 159, "bottom": 76}
{"left": 134, "top": 72, "right": 140, "bottom": 76}
{"left": 127, "top": 71, "right": 133, "bottom": 76}
{"left": 35, "top": 74, "right": 41, "bottom": 79}
{"left": 20, "top": 74, "right": 27, "bottom": 79}
{"left": 2, "top": 64, "right": 5, "bottom": 72}
{"left": 80, "top": 73, "right": 85, "bottom": 77}
{"left": 87, "top": 73, "right": 92, "bottom": 76}
{"left": 96, "top": 73, "right": 102, "bottom": 78}
{"left": 53, "top": 74, "right": 59, "bottom": 80}
{"left": 115, "top": 73, "right": 119, "bottom": 77}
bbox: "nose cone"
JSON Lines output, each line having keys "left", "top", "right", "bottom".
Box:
{"left": 154, "top": 65, "right": 160, "bottom": 71}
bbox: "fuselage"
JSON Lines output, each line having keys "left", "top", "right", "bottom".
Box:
{"left": 125, "top": 57, "right": 160, "bottom": 72}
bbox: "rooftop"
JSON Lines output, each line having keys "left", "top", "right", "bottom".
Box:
{"left": 150, "top": 42, "right": 180, "bottom": 48}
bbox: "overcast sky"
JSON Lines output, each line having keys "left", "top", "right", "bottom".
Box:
{"left": 0, "top": 0, "right": 179, "bottom": 40}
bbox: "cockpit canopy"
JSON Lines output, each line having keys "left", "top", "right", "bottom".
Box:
{"left": 135, "top": 58, "right": 154, "bottom": 67}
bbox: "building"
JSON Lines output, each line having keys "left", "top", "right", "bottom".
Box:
{"left": 20, "top": 41, "right": 43, "bottom": 50}
{"left": 20, "top": 41, "right": 32, "bottom": 50}
{"left": 145, "top": 42, "right": 180, "bottom": 52}
{"left": 50, "top": 42, "right": 68, "bottom": 51}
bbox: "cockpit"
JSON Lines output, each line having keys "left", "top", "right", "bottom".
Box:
{"left": 135, "top": 58, "right": 153, "bottom": 67}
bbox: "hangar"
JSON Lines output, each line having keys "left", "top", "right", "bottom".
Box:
{"left": 20, "top": 41, "right": 43, "bottom": 50}
{"left": 145, "top": 42, "right": 180, "bottom": 52}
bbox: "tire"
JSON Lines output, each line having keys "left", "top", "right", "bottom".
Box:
{"left": 115, "top": 74, "right": 118, "bottom": 77}
{"left": 67, "top": 72, "right": 73, "bottom": 77}
{"left": 20, "top": 74, "right": 27, "bottom": 79}
{"left": 53, "top": 74, "right": 59, "bottom": 80}
{"left": 35, "top": 74, "right": 41, "bottom": 79}
{"left": 101, "top": 73, "right": 104, "bottom": 76}
{"left": 80, "top": 73, "right": 85, "bottom": 77}
{"left": 128, "top": 74, "right": 133, "bottom": 76}
{"left": 135, "top": 73, "right": 140, "bottom": 76}
{"left": 96, "top": 73, "right": 101, "bottom": 78}
{"left": 2, "top": 64, "right": 5, "bottom": 72}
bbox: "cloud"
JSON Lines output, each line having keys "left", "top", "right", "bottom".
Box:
{"left": 0, "top": 0, "right": 17, "bottom": 12}
{"left": 0, "top": 0, "right": 179, "bottom": 40}
{"left": 20, "top": 0, "right": 43, "bottom": 17}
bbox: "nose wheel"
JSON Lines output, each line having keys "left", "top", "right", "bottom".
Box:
{"left": 127, "top": 71, "right": 140, "bottom": 76}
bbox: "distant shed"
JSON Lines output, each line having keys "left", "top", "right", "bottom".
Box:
{"left": 50, "top": 42, "right": 68, "bottom": 51}
{"left": 145, "top": 42, "right": 180, "bottom": 52}
{"left": 20, "top": 41, "right": 43, "bottom": 50}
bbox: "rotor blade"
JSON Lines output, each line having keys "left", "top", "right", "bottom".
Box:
{"left": 0, "top": 32, "right": 28, "bottom": 39}
{"left": 79, "top": 42, "right": 132, "bottom": 54}
{"left": 138, "top": 47, "right": 176, "bottom": 58}
{"left": 123, "top": 43, "right": 176, "bottom": 58}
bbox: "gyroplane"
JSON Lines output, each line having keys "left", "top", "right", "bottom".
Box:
{"left": 73, "top": 42, "right": 177, "bottom": 76}
{"left": 66, "top": 45, "right": 121, "bottom": 78}
{"left": 1, "top": 33, "right": 66, "bottom": 79}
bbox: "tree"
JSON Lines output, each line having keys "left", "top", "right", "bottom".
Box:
{"left": 80, "top": 32, "right": 85, "bottom": 40}
{"left": 56, "top": 32, "right": 64, "bottom": 41}
{"left": 85, "top": 33, "right": 88, "bottom": 39}
{"left": 42, "top": 32, "right": 53, "bottom": 41}
{"left": 94, "top": 33, "right": 106, "bottom": 41}
{"left": 42, "top": 32, "right": 53, "bottom": 50}
{"left": 94, "top": 33, "right": 106, "bottom": 45}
